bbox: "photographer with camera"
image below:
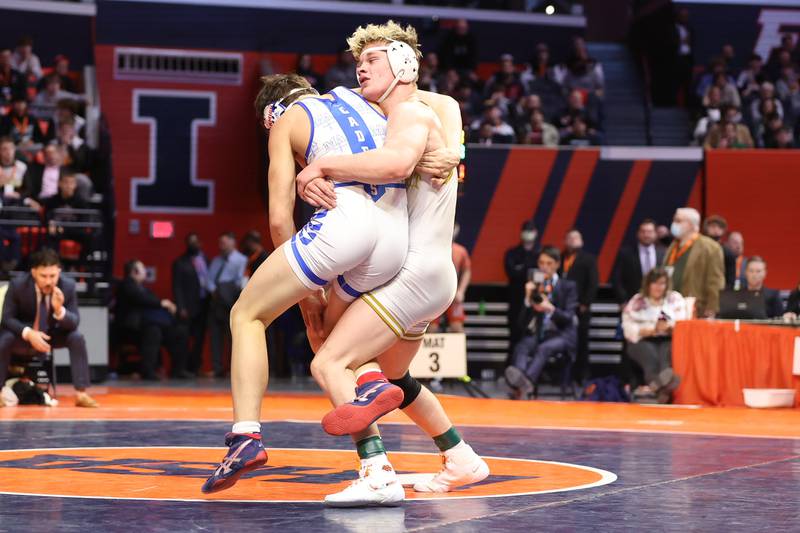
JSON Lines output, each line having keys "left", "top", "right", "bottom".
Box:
{"left": 504, "top": 246, "right": 578, "bottom": 400}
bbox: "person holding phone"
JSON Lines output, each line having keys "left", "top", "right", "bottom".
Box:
{"left": 621, "top": 267, "right": 687, "bottom": 403}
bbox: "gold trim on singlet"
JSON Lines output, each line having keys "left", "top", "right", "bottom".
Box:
{"left": 360, "top": 292, "right": 404, "bottom": 338}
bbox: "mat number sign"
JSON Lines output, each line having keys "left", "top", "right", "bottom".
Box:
{"left": 410, "top": 333, "right": 467, "bottom": 379}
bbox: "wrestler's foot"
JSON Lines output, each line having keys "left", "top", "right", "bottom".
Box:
{"left": 325, "top": 461, "right": 405, "bottom": 507}
{"left": 322, "top": 380, "right": 404, "bottom": 436}
{"left": 201, "top": 432, "right": 268, "bottom": 493}
{"left": 413, "top": 443, "right": 490, "bottom": 493}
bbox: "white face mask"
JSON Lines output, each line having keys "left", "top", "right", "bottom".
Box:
{"left": 670, "top": 222, "right": 684, "bottom": 239}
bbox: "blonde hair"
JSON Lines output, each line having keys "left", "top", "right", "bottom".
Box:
{"left": 346, "top": 20, "right": 422, "bottom": 62}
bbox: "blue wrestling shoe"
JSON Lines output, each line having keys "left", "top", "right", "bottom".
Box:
{"left": 322, "top": 380, "right": 404, "bottom": 436}
{"left": 201, "top": 432, "right": 268, "bottom": 493}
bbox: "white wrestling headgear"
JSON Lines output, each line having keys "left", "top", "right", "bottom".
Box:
{"left": 359, "top": 40, "right": 419, "bottom": 103}
{"left": 263, "top": 86, "right": 318, "bottom": 130}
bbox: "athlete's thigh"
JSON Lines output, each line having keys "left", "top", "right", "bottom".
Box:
{"left": 376, "top": 339, "right": 422, "bottom": 379}
{"left": 234, "top": 242, "right": 312, "bottom": 326}
{"left": 315, "top": 297, "right": 397, "bottom": 369}
{"left": 323, "top": 289, "right": 352, "bottom": 337}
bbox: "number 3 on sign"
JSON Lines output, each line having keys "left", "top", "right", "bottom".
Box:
{"left": 410, "top": 333, "right": 466, "bottom": 379}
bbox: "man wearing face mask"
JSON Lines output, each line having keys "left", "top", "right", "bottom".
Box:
{"left": 663, "top": 208, "right": 725, "bottom": 317}
{"left": 172, "top": 233, "right": 209, "bottom": 375}
{"left": 504, "top": 220, "right": 539, "bottom": 362}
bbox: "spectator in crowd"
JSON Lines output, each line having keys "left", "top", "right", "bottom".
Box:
{"left": 613, "top": 218, "right": 666, "bottom": 304}
{"left": 42, "top": 172, "right": 86, "bottom": 213}
{"left": 557, "top": 90, "right": 599, "bottom": 139}
{"left": 766, "top": 39, "right": 797, "bottom": 80}
{"left": 435, "top": 222, "right": 471, "bottom": 333}
{"left": 702, "top": 71, "right": 740, "bottom": 109}
{"left": 672, "top": 7, "right": 694, "bottom": 105}
{"left": 736, "top": 53, "right": 765, "bottom": 100}
{"left": 759, "top": 112, "right": 786, "bottom": 148}
{"left": 172, "top": 233, "right": 209, "bottom": 375}
{"left": 560, "top": 229, "right": 598, "bottom": 382}
{"left": 563, "top": 37, "right": 605, "bottom": 98}
{"left": 21, "top": 144, "right": 67, "bottom": 208}
{"left": 702, "top": 213, "right": 741, "bottom": 290}
{"left": 10, "top": 36, "right": 42, "bottom": 81}
{"left": 323, "top": 47, "right": 358, "bottom": 92}
{"left": 528, "top": 42, "right": 557, "bottom": 83}
{"left": 772, "top": 127, "right": 796, "bottom": 148}
{"left": 784, "top": 281, "right": 800, "bottom": 321}
{"left": 560, "top": 116, "right": 600, "bottom": 146}
{"left": 740, "top": 256, "right": 784, "bottom": 318}
{"left": 240, "top": 229, "right": 269, "bottom": 277}
{"left": 693, "top": 85, "right": 722, "bottom": 144}
{"left": 703, "top": 105, "right": 753, "bottom": 148}
{"left": 695, "top": 57, "right": 734, "bottom": 102}
{"left": 0, "top": 49, "right": 26, "bottom": 105}
{"left": 482, "top": 83, "right": 512, "bottom": 118}
{"left": 469, "top": 107, "right": 514, "bottom": 144}
{"left": 485, "top": 54, "right": 525, "bottom": 101}
{"left": 0, "top": 248, "right": 97, "bottom": 407}
{"left": 656, "top": 224, "right": 672, "bottom": 248}
{"left": 0, "top": 136, "right": 26, "bottom": 203}
{"left": 56, "top": 118, "right": 90, "bottom": 174}
{"left": 511, "top": 94, "right": 543, "bottom": 128}
{"left": 621, "top": 267, "right": 686, "bottom": 404}
{"left": 37, "top": 55, "right": 76, "bottom": 94}
{"left": 504, "top": 246, "right": 578, "bottom": 399}
{"left": 42, "top": 172, "right": 91, "bottom": 255}
{"left": 296, "top": 54, "right": 322, "bottom": 92}
{"left": 438, "top": 18, "right": 478, "bottom": 73}
{"left": 663, "top": 207, "right": 725, "bottom": 317}
{"left": 749, "top": 82, "right": 784, "bottom": 126}
{"left": 0, "top": 95, "right": 54, "bottom": 150}
{"left": 31, "top": 74, "right": 81, "bottom": 121}
{"left": 519, "top": 109, "right": 559, "bottom": 146}
{"left": 724, "top": 231, "right": 747, "bottom": 289}
{"left": 206, "top": 231, "right": 246, "bottom": 378}
{"left": 504, "top": 220, "right": 539, "bottom": 362}
{"left": 116, "top": 259, "right": 190, "bottom": 380}
{"left": 53, "top": 98, "right": 86, "bottom": 135}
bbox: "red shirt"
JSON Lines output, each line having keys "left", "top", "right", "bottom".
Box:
{"left": 452, "top": 242, "right": 471, "bottom": 279}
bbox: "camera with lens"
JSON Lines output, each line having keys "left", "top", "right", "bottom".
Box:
{"left": 527, "top": 269, "right": 546, "bottom": 304}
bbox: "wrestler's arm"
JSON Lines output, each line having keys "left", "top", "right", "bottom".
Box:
{"left": 267, "top": 115, "right": 298, "bottom": 248}
{"left": 300, "top": 101, "right": 431, "bottom": 186}
{"left": 419, "top": 91, "right": 463, "bottom": 152}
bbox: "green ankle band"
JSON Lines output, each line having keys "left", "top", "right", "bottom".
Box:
{"left": 356, "top": 436, "right": 386, "bottom": 459}
{"left": 433, "top": 427, "right": 462, "bottom": 452}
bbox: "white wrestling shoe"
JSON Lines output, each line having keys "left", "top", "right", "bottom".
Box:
{"left": 325, "top": 461, "right": 405, "bottom": 507}
{"left": 413, "top": 443, "right": 490, "bottom": 493}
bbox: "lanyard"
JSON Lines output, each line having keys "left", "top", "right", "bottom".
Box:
{"left": 563, "top": 253, "right": 576, "bottom": 274}
{"left": 666, "top": 234, "right": 698, "bottom": 266}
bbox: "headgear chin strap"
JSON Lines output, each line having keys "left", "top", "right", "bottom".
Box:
{"left": 360, "top": 40, "right": 419, "bottom": 103}
{"left": 263, "top": 86, "right": 318, "bottom": 130}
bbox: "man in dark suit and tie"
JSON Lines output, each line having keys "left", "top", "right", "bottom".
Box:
{"left": 172, "top": 232, "right": 209, "bottom": 374}
{"left": 504, "top": 246, "right": 578, "bottom": 399}
{"left": 613, "top": 219, "right": 666, "bottom": 304}
{"left": 0, "top": 248, "right": 97, "bottom": 407}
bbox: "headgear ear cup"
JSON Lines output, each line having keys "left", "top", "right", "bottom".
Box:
{"left": 386, "top": 41, "right": 419, "bottom": 83}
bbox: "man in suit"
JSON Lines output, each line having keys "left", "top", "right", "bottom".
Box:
{"left": 663, "top": 207, "right": 725, "bottom": 317}
{"left": 172, "top": 233, "right": 209, "bottom": 375}
{"left": 724, "top": 231, "right": 747, "bottom": 289}
{"left": 504, "top": 246, "right": 578, "bottom": 399}
{"left": 560, "top": 229, "right": 598, "bottom": 382}
{"left": 743, "top": 256, "right": 784, "bottom": 318}
{"left": 0, "top": 248, "right": 97, "bottom": 407}
{"left": 613, "top": 219, "right": 666, "bottom": 304}
{"left": 116, "top": 259, "right": 189, "bottom": 380}
{"left": 503, "top": 220, "right": 539, "bottom": 364}
{"left": 206, "top": 232, "right": 246, "bottom": 378}
{"left": 20, "top": 144, "right": 66, "bottom": 210}
{"left": 240, "top": 230, "right": 269, "bottom": 278}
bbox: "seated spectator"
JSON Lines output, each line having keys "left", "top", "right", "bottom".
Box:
{"left": 772, "top": 127, "right": 796, "bottom": 148}
{"left": 560, "top": 116, "right": 600, "bottom": 146}
{"left": 0, "top": 95, "right": 54, "bottom": 150}
{"left": 702, "top": 71, "right": 740, "bottom": 109}
{"left": 454, "top": 83, "right": 481, "bottom": 124}
{"left": 21, "top": 144, "right": 68, "bottom": 208}
{"left": 504, "top": 246, "right": 578, "bottom": 399}
{"left": 10, "top": 36, "right": 42, "bottom": 81}
{"left": 30, "top": 74, "right": 81, "bottom": 121}
{"left": 766, "top": 47, "right": 796, "bottom": 82}
{"left": 37, "top": 55, "right": 76, "bottom": 94}
{"left": 56, "top": 118, "right": 90, "bottom": 174}
{"left": 759, "top": 113, "right": 785, "bottom": 148}
{"left": 703, "top": 105, "right": 753, "bottom": 149}
{"left": 42, "top": 172, "right": 91, "bottom": 256}
{"left": 511, "top": 94, "right": 543, "bottom": 132}
{"left": 323, "top": 47, "right": 358, "bottom": 92}
{"left": 563, "top": 36, "right": 604, "bottom": 98}
{"left": 0, "top": 248, "right": 97, "bottom": 407}
{"left": 784, "top": 281, "right": 800, "bottom": 321}
{"left": 115, "top": 259, "right": 190, "bottom": 380}
{"left": 693, "top": 85, "right": 722, "bottom": 144}
{"left": 437, "top": 19, "right": 478, "bottom": 74}
{"left": 0, "top": 49, "right": 26, "bottom": 105}
{"left": 528, "top": 42, "right": 557, "bottom": 83}
{"left": 42, "top": 172, "right": 87, "bottom": 213}
{"left": 695, "top": 57, "right": 735, "bottom": 102}
{"left": 0, "top": 136, "right": 26, "bottom": 203}
{"left": 740, "top": 256, "right": 784, "bottom": 318}
{"left": 519, "top": 110, "right": 558, "bottom": 146}
{"left": 776, "top": 71, "right": 800, "bottom": 123}
{"left": 621, "top": 267, "right": 686, "bottom": 403}
{"left": 749, "top": 82, "right": 784, "bottom": 126}
{"left": 664, "top": 207, "right": 725, "bottom": 317}
{"left": 485, "top": 53, "right": 525, "bottom": 101}
{"left": 296, "top": 54, "right": 322, "bottom": 92}
{"left": 436, "top": 68, "right": 461, "bottom": 97}
{"left": 469, "top": 107, "right": 514, "bottom": 144}
{"left": 736, "top": 53, "right": 765, "bottom": 101}
{"left": 53, "top": 99, "right": 86, "bottom": 135}
{"left": 557, "top": 89, "right": 599, "bottom": 138}
{"left": 482, "top": 83, "right": 512, "bottom": 118}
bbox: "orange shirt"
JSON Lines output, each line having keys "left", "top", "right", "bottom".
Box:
{"left": 452, "top": 242, "right": 471, "bottom": 279}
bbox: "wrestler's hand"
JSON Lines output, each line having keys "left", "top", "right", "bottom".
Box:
{"left": 297, "top": 163, "right": 335, "bottom": 205}
{"left": 302, "top": 178, "right": 337, "bottom": 210}
{"left": 415, "top": 147, "right": 460, "bottom": 179}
